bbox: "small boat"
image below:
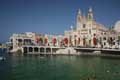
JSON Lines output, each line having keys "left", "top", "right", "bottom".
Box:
{"left": 0, "top": 48, "right": 7, "bottom": 61}
{"left": 0, "top": 56, "right": 6, "bottom": 61}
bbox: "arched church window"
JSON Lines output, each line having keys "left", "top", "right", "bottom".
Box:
{"left": 83, "top": 24, "right": 86, "bottom": 28}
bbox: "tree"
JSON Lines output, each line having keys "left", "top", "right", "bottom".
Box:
{"left": 118, "top": 36, "right": 120, "bottom": 41}
{"left": 39, "top": 38, "right": 43, "bottom": 45}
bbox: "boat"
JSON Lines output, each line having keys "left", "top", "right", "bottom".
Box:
{"left": 0, "top": 56, "right": 6, "bottom": 61}
{"left": 0, "top": 48, "right": 7, "bottom": 61}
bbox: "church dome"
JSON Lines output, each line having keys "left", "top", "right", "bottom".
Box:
{"left": 114, "top": 21, "right": 120, "bottom": 32}
{"left": 88, "top": 7, "right": 93, "bottom": 12}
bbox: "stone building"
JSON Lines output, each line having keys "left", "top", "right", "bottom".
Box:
{"left": 9, "top": 32, "right": 36, "bottom": 52}
{"left": 64, "top": 7, "right": 109, "bottom": 47}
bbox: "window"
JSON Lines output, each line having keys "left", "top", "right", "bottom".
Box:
{"left": 83, "top": 24, "right": 86, "bottom": 28}
{"left": 103, "top": 37, "right": 106, "bottom": 40}
{"left": 113, "top": 42, "right": 115, "bottom": 45}
{"left": 88, "top": 14, "right": 92, "bottom": 20}
{"left": 11, "top": 39, "right": 13, "bottom": 42}
{"left": 104, "top": 42, "right": 106, "bottom": 45}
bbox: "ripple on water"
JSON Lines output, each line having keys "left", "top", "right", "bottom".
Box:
{"left": 1, "top": 55, "right": 120, "bottom": 80}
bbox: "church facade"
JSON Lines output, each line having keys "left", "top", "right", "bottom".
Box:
{"left": 64, "top": 7, "right": 111, "bottom": 47}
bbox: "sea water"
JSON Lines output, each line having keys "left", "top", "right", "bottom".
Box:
{"left": 0, "top": 53, "right": 120, "bottom": 80}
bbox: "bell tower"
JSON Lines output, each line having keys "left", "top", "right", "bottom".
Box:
{"left": 77, "top": 9, "right": 83, "bottom": 30}
{"left": 87, "top": 7, "right": 94, "bottom": 21}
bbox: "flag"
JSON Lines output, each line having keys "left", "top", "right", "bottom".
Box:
{"left": 64, "top": 37, "right": 68, "bottom": 45}
{"left": 36, "top": 36, "right": 39, "bottom": 44}
{"left": 53, "top": 37, "right": 57, "bottom": 45}
{"left": 93, "top": 37, "right": 97, "bottom": 46}
{"left": 78, "top": 37, "right": 80, "bottom": 44}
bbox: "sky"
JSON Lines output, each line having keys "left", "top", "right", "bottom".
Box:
{"left": 0, "top": 0, "right": 120, "bottom": 43}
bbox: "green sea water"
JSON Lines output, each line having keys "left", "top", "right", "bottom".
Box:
{"left": 1, "top": 54, "right": 120, "bottom": 80}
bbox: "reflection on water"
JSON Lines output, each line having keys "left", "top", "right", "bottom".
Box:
{"left": 0, "top": 54, "right": 120, "bottom": 80}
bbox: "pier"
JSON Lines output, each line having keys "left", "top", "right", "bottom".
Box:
{"left": 21, "top": 46, "right": 120, "bottom": 55}
{"left": 75, "top": 47, "right": 120, "bottom": 55}
{"left": 75, "top": 47, "right": 101, "bottom": 52}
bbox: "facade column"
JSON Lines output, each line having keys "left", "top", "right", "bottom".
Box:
{"left": 51, "top": 48, "right": 52, "bottom": 54}
{"left": 16, "top": 38, "right": 18, "bottom": 48}
{"left": 27, "top": 47, "right": 29, "bottom": 53}
{"left": 33, "top": 47, "right": 34, "bottom": 53}
{"left": 22, "top": 38, "right": 24, "bottom": 46}
{"left": 44, "top": 47, "right": 46, "bottom": 54}
{"left": 38, "top": 47, "right": 40, "bottom": 54}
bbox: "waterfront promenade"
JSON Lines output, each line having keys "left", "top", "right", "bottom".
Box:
{"left": 20, "top": 45, "right": 120, "bottom": 55}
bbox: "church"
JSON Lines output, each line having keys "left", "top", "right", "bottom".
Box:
{"left": 8, "top": 7, "right": 120, "bottom": 52}
{"left": 64, "top": 7, "right": 110, "bottom": 47}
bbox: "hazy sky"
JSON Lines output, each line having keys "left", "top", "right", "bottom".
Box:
{"left": 0, "top": 0, "right": 120, "bottom": 42}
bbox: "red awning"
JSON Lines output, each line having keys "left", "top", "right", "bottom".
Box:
{"left": 36, "top": 37, "right": 39, "bottom": 44}
{"left": 78, "top": 37, "right": 80, "bottom": 44}
{"left": 53, "top": 38, "right": 57, "bottom": 45}
{"left": 64, "top": 37, "right": 68, "bottom": 45}
{"left": 93, "top": 37, "right": 97, "bottom": 45}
